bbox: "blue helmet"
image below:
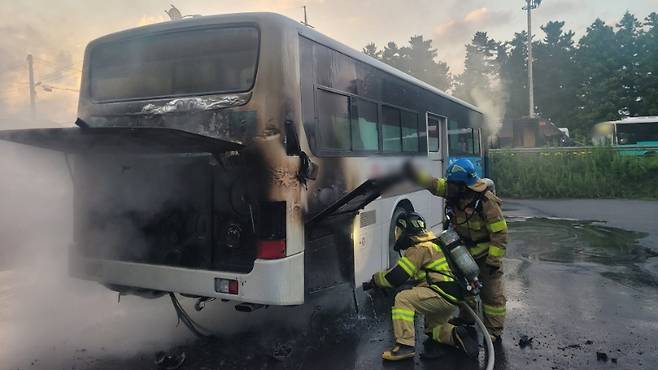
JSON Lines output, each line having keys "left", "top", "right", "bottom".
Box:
{"left": 446, "top": 159, "right": 479, "bottom": 186}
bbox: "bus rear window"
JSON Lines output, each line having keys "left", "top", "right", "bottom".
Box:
{"left": 89, "top": 27, "right": 259, "bottom": 101}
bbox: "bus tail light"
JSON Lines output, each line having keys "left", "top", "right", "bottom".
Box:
{"left": 257, "top": 239, "right": 286, "bottom": 259}
{"left": 215, "top": 278, "right": 239, "bottom": 295}
{"left": 257, "top": 201, "right": 286, "bottom": 259}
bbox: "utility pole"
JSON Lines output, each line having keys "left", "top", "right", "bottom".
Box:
{"left": 302, "top": 5, "right": 309, "bottom": 26}
{"left": 527, "top": 0, "right": 534, "bottom": 118}
{"left": 523, "top": 0, "right": 541, "bottom": 118}
{"left": 26, "top": 54, "right": 36, "bottom": 120}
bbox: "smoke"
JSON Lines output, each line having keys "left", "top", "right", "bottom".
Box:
{"left": 0, "top": 142, "right": 198, "bottom": 369}
{"left": 0, "top": 144, "right": 322, "bottom": 370}
{"left": 470, "top": 73, "right": 508, "bottom": 136}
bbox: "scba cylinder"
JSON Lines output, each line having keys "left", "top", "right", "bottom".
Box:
{"left": 438, "top": 229, "right": 480, "bottom": 281}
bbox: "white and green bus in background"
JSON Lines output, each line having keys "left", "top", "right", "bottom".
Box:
{"left": 593, "top": 116, "right": 658, "bottom": 156}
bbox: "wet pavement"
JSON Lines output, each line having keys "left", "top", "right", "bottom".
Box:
{"left": 3, "top": 199, "right": 658, "bottom": 370}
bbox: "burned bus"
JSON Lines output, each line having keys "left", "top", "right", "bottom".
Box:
{"left": 0, "top": 13, "right": 484, "bottom": 309}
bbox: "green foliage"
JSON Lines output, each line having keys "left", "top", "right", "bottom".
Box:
{"left": 499, "top": 32, "right": 529, "bottom": 122}
{"left": 453, "top": 32, "right": 502, "bottom": 105}
{"left": 360, "top": 36, "right": 452, "bottom": 91}
{"left": 533, "top": 21, "right": 579, "bottom": 129}
{"left": 489, "top": 149, "right": 658, "bottom": 199}
{"left": 362, "top": 42, "right": 381, "bottom": 59}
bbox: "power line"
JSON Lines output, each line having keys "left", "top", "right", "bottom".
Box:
{"left": 40, "top": 84, "right": 79, "bottom": 93}
{"left": 31, "top": 56, "right": 82, "bottom": 73}
{"left": 39, "top": 68, "right": 80, "bottom": 83}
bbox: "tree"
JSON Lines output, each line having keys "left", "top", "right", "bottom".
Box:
{"left": 405, "top": 35, "right": 452, "bottom": 91}
{"left": 500, "top": 31, "right": 529, "bottom": 122}
{"left": 454, "top": 32, "right": 500, "bottom": 104}
{"left": 362, "top": 36, "right": 452, "bottom": 91}
{"left": 381, "top": 41, "right": 408, "bottom": 72}
{"left": 362, "top": 42, "right": 381, "bottom": 59}
{"left": 573, "top": 18, "right": 618, "bottom": 137}
{"left": 613, "top": 12, "right": 644, "bottom": 117}
{"left": 532, "top": 21, "right": 579, "bottom": 129}
{"left": 637, "top": 12, "right": 658, "bottom": 115}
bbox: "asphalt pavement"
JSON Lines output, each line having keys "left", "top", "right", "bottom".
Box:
{"left": 2, "top": 199, "right": 658, "bottom": 370}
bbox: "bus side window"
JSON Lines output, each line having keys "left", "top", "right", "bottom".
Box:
{"left": 448, "top": 119, "right": 476, "bottom": 155}
{"left": 317, "top": 89, "right": 351, "bottom": 151}
{"left": 352, "top": 98, "right": 379, "bottom": 151}
{"left": 382, "top": 106, "right": 402, "bottom": 152}
{"left": 428, "top": 116, "right": 440, "bottom": 152}
{"left": 401, "top": 111, "right": 419, "bottom": 152}
{"left": 473, "top": 128, "right": 481, "bottom": 155}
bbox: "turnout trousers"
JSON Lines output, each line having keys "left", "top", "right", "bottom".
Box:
{"left": 392, "top": 286, "right": 457, "bottom": 346}
{"left": 476, "top": 255, "right": 506, "bottom": 336}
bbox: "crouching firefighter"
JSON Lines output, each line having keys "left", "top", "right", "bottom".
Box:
{"left": 364, "top": 212, "right": 479, "bottom": 361}
{"left": 409, "top": 158, "right": 508, "bottom": 341}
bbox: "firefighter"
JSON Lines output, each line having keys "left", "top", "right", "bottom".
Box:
{"left": 366, "top": 212, "right": 479, "bottom": 361}
{"left": 409, "top": 159, "right": 508, "bottom": 341}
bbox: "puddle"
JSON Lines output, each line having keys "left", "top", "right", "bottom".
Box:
{"left": 508, "top": 217, "right": 654, "bottom": 265}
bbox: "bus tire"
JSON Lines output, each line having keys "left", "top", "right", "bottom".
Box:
{"left": 388, "top": 206, "right": 409, "bottom": 268}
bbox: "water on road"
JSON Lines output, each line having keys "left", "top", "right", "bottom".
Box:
{"left": 2, "top": 202, "right": 658, "bottom": 370}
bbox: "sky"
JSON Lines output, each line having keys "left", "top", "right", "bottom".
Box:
{"left": 1, "top": 0, "right": 657, "bottom": 125}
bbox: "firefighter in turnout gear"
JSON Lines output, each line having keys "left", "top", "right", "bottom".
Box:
{"left": 367, "top": 212, "right": 479, "bottom": 361}
{"left": 411, "top": 158, "right": 508, "bottom": 340}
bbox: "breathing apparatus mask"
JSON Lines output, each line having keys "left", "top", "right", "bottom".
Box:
{"left": 446, "top": 181, "right": 469, "bottom": 203}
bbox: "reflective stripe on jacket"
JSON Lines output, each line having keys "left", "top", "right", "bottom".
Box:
{"left": 417, "top": 174, "right": 508, "bottom": 259}
{"left": 373, "top": 231, "right": 462, "bottom": 303}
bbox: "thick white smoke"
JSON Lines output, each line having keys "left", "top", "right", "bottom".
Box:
{"left": 0, "top": 142, "right": 194, "bottom": 369}
{"left": 0, "top": 139, "right": 315, "bottom": 369}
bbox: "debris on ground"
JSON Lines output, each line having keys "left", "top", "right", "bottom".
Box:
{"left": 518, "top": 335, "right": 534, "bottom": 349}
{"left": 596, "top": 352, "right": 608, "bottom": 362}
{"left": 272, "top": 343, "right": 293, "bottom": 361}
{"left": 558, "top": 344, "right": 582, "bottom": 350}
{"left": 154, "top": 351, "right": 186, "bottom": 369}
{"left": 585, "top": 340, "right": 593, "bottom": 345}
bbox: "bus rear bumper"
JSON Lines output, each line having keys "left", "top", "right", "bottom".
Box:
{"left": 70, "top": 252, "right": 305, "bottom": 306}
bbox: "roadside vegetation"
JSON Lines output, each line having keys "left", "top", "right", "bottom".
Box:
{"left": 489, "top": 149, "right": 658, "bottom": 199}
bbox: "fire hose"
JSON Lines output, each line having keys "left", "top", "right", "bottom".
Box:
{"left": 460, "top": 298, "right": 495, "bottom": 370}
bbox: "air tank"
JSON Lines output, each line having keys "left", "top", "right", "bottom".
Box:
{"left": 438, "top": 229, "right": 480, "bottom": 281}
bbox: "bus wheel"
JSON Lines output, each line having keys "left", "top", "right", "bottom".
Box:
{"left": 388, "top": 207, "right": 408, "bottom": 268}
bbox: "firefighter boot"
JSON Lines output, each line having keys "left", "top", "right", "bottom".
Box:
{"left": 420, "top": 337, "right": 451, "bottom": 360}
{"left": 453, "top": 326, "right": 480, "bottom": 359}
{"left": 382, "top": 344, "right": 416, "bottom": 361}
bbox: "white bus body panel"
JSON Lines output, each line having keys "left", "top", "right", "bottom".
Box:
{"left": 351, "top": 188, "right": 443, "bottom": 287}
{"left": 72, "top": 252, "right": 305, "bottom": 305}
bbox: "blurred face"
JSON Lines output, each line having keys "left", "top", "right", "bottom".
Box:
{"left": 446, "top": 181, "right": 466, "bottom": 199}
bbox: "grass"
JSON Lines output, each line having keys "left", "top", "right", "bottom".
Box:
{"left": 489, "top": 148, "right": 658, "bottom": 199}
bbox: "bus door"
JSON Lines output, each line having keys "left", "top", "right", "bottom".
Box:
{"left": 426, "top": 113, "right": 448, "bottom": 230}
